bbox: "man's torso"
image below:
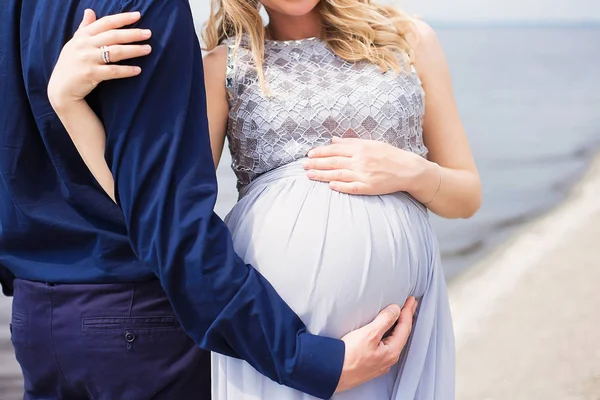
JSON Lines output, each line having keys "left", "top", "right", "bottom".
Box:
{"left": 0, "top": 0, "right": 148, "bottom": 283}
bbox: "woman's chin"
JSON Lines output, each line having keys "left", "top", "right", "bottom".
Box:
{"left": 263, "top": 0, "right": 320, "bottom": 18}
{"left": 282, "top": 6, "right": 317, "bottom": 17}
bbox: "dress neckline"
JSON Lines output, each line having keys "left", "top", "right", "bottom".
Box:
{"left": 264, "top": 37, "right": 320, "bottom": 45}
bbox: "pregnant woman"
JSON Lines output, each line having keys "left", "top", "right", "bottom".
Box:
{"left": 47, "top": 0, "right": 481, "bottom": 398}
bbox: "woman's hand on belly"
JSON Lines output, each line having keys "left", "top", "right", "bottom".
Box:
{"left": 302, "top": 136, "right": 482, "bottom": 218}
{"left": 302, "top": 137, "right": 429, "bottom": 196}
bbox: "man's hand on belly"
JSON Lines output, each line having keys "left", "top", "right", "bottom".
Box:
{"left": 335, "top": 297, "right": 418, "bottom": 393}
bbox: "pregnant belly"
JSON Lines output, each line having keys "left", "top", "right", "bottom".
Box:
{"left": 225, "top": 160, "right": 438, "bottom": 338}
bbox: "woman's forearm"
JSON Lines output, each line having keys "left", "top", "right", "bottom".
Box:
{"left": 408, "top": 158, "right": 482, "bottom": 219}
{"left": 53, "top": 100, "right": 116, "bottom": 201}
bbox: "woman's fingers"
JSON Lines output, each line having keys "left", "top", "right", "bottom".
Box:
{"left": 82, "top": 11, "right": 142, "bottom": 36}
{"left": 302, "top": 156, "right": 353, "bottom": 171}
{"left": 78, "top": 9, "right": 97, "bottom": 30}
{"left": 100, "top": 44, "right": 152, "bottom": 63}
{"left": 72, "top": 11, "right": 151, "bottom": 69}
{"left": 306, "top": 169, "right": 357, "bottom": 183}
{"left": 93, "top": 28, "right": 152, "bottom": 47}
{"left": 329, "top": 181, "right": 369, "bottom": 195}
{"left": 307, "top": 143, "right": 355, "bottom": 158}
{"left": 95, "top": 64, "right": 142, "bottom": 80}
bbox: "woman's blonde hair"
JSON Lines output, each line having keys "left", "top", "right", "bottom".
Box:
{"left": 202, "top": 0, "right": 416, "bottom": 91}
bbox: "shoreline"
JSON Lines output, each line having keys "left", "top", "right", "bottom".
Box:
{"left": 451, "top": 152, "right": 600, "bottom": 398}
{"left": 448, "top": 151, "right": 600, "bottom": 350}
{"left": 1, "top": 153, "right": 600, "bottom": 397}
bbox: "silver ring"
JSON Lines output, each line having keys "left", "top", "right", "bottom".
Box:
{"left": 100, "top": 45, "right": 111, "bottom": 64}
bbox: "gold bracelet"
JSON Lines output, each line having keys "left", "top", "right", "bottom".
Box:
{"left": 423, "top": 162, "right": 442, "bottom": 205}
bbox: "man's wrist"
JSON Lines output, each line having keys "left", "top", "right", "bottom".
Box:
{"left": 288, "top": 332, "right": 345, "bottom": 399}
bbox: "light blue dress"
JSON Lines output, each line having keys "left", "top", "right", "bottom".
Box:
{"left": 212, "top": 36, "right": 455, "bottom": 399}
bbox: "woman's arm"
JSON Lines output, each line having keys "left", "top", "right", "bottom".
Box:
{"left": 48, "top": 12, "right": 230, "bottom": 200}
{"left": 303, "top": 20, "right": 482, "bottom": 219}
{"left": 48, "top": 10, "right": 151, "bottom": 202}
{"left": 51, "top": 47, "right": 229, "bottom": 201}
{"left": 52, "top": 101, "right": 117, "bottom": 201}
{"left": 48, "top": 11, "right": 228, "bottom": 201}
{"left": 202, "top": 45, "right": 229, "bottom": 168}
{"left": 409, "top": 19, "right": 482, "bottom": 218}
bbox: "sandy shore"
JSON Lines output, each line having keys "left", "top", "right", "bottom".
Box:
{"left": 451, "top": 153, "right": 600, "bottom": 399}
{"left": 1, "top": 155, "right": 600, "bottom": 399}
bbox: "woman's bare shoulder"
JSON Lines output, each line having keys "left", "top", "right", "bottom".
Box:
{"left": 408, "top": 19, "right": 442, "bottom": 58}
{"left": 203, "top": 44, "right": 228, "bottom": 81}
{"left": 407, "top": 19, "right": 448, "bottom": 81}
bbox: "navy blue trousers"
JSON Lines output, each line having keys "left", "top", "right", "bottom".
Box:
{"left": 10, "top": 279, "right": 211, "bottom": 399}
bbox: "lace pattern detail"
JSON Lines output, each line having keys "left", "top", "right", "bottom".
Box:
{"left": 224, "top": 36, "right": 427, "bottom": 189}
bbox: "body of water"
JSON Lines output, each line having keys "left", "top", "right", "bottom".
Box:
{"left": 211, "top": 26, "right": 600, "bottom": 278}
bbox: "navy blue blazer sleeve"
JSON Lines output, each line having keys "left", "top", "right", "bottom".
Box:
{"left": 93, "top": 0, "right": 344, "bottom": 397}
{"left": 0, "top": 266, "right": 14, "bottom": 297}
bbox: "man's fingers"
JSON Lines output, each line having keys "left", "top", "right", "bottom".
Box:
{"left": 78, "top": 9, "right": 97, "bottom": 30}
{"left": 403, "top": 296, "right": 417, "bottom": 312}
{"left": 93, "top": 28, "right": 152, "bottom": 47}
{"left": 382, "top": 297, "right": 417, "bottom": 350}
{"left": 98, "top": 44, "right": 152, "bottom": 63}
{"left": 96, "top": 64, "right": 142, "bottom": 80}
{"left": 366, "top": 304, "right": 401, "bottom": 342}
{"left": 84, "top": 12, "right": 142, "bottom": 36}
{"left": 307, "top": 143, "right": 355, "bottom": 159}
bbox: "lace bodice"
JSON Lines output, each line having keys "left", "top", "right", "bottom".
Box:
{"left": 224, "top": 36, "right": 427, "bottom": 188}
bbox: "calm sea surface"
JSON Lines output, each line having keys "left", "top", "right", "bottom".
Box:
{"left": 211, "top": 27, "right": 600, "bottom": 278}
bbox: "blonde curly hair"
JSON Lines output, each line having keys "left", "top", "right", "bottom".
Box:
{"left": 201, "top": 0, "right": 416, "bottom": 91}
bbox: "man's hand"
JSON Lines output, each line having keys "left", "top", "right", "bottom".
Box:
{"left": 336, "top": 297, "right": 418, "bottom": 393}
